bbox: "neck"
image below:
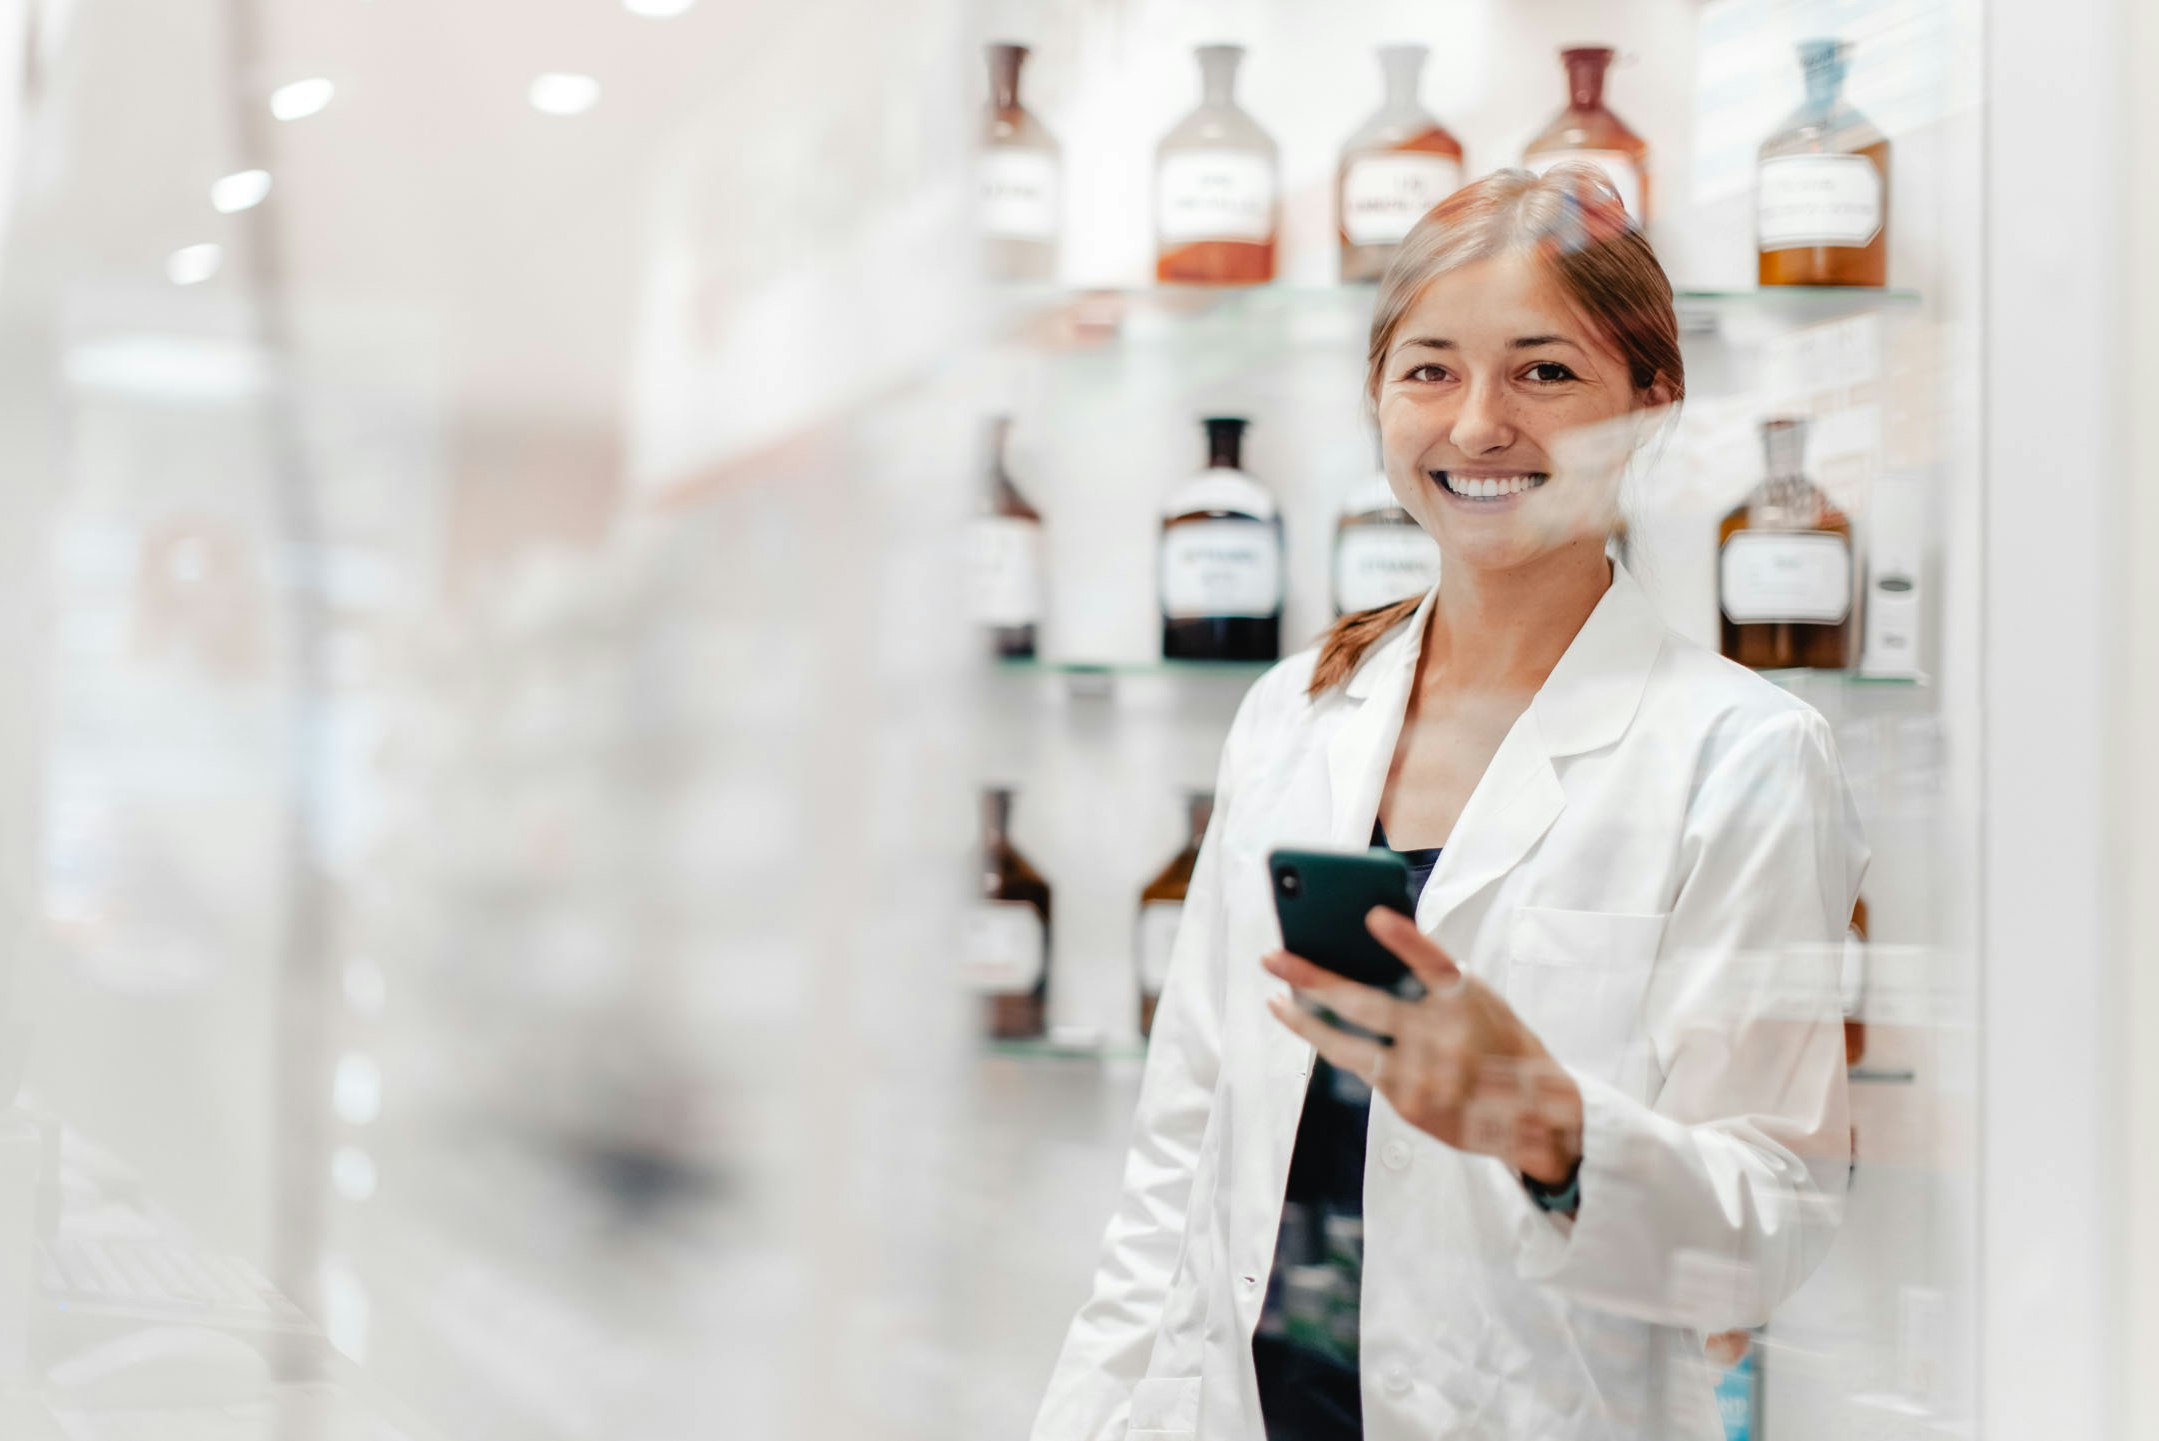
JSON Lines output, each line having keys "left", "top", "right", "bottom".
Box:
{"left": 1417, "top": 540, "right": 1612, "bottom": 695}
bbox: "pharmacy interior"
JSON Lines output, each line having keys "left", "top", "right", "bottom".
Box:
{"left": 0, "top": 0, "right": 2150, "bottom": 1438}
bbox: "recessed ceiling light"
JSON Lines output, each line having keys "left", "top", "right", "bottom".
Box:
{"left": 624, "top": 0, "right": 696, "bottom": 15}
{"left": 270, "top": 77, "right": 335, "bottom": 121}
{"left": 528, "top": 72, "right": 600, "bottom": 116}
{"left": 166, "top": 243, "right": 222, "bottom": 286}
{"left": 210, "top": 169, "right": 272, "bottom": 214}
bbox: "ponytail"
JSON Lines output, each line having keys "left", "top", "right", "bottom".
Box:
{"left": 1306, "top": 595, "right": 1423, "bottom": 699}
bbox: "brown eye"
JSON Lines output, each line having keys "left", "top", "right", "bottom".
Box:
{"left": 1405, "top": 364, "right": 1448, "bottom": 383}
{"left": 1525, "top": 362, "right": 1577, "bottom": 384}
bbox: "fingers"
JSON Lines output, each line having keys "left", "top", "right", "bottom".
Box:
{"left": 1261, "top": 951, "right": 1406, "bottom": 1038}
{"left": 1265, "top": 992, "right": 1388, "bottom": 1083}
{"left": 1365, "top": 907, "right": 1464, "bottom": 991}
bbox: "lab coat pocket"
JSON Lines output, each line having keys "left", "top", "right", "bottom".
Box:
{"left": 1125, "top": 1375, "right": 1201, "bottom": 1438}
{"left": 1503, "top": 906, "right": 1667, "bottom": 1081}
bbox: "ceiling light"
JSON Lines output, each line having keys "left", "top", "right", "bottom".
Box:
{"left": 528, "top": 72, "right": 600, "bottom": 116}
{"left": 270, "top": 77, "right": 335, "bottom": 121}
{"left": 166, "top": 243, "right": 222, "bottom": 286}
{"left": 624, "top": 0, "right": 696, "bottom": 15}
{"left": 210, "top": 169, "right": 272, "bottom": 214}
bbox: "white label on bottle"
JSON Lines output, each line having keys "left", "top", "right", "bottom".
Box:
{"left": 1341, "top": 153, "right": 1464, "bottom": 246}
{"left": 1160, "top": 519, "right": 1282, "bottom": 620}
{"left": 1526, "top": 150, "right": 1645, "bottom": 224}
{"left": 964, "top": 900, "right": 1045, "bottom": 994}
{"left": 1757, "top": 153, "right": 1883, "bottom": 250}
{"left": 980, "top": 148, "right": 1058, "bottom": 241}
{"left": 967, "top": 516, "right": 1043, "bottom": 628}
{"left": 1137, "top": 900, "right": 1184, "bottom": 993}
{"left": 1719, "top": 531, "right": 1853, "bottom": 624}
{"left": 1334, "top": 524, "right": 1442, "bottom": 614}
{"left": 1157, "top": 150, "right": 1275, "bottom": 244}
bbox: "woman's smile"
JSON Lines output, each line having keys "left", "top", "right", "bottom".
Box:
{"left": 1431, "top": 469, "right": 1550, "bottom": 504}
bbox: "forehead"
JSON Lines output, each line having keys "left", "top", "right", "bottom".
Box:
{"left": 1391, "top": 251, "right": 1583, "bottom": 349}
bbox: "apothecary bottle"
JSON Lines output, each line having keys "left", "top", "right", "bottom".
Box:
{"left": 1136, "top": 791, "right": 1211, "bottom": 1038}
{"left": 966, "top": 416, "right": 1044, "bottom": 660}
{"left": 1523, "top": 46, "right": 1649, "bottom": 226}
{"left": 1155, "top": 45, "right": 1278, "bottom": 285}
{"left": 980, "top": 42, "right": 1061, "bottom": 282}
{"left": 1337, "top": 45, "right": 1464, "bottom": 283}
{"left": 1757, "top": 38, "right": 1889, "bottom": 288}
{"left": 1333, "top": 467, "right": 1440, "bottom": 615}
{"left": 1844, "top": 894, "right": 1870, "bottom": 1066}
{"left": 1718, "top": 417, "right": 1856, "bottom": 670}
{"left": 965, "top": 787, "right": 1051, "bottom": 1040}
{"left": 1160, "top": 417, "right": 1282, "bottom": 661}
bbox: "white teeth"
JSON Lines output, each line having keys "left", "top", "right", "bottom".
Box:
{"left": 1439, "top": 472, "right": 1544, "bottom": 498}
{"left": 1478, "top": 478, "right": 1498, "bottom": 498}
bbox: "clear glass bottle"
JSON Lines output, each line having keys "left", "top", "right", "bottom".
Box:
{"left": 1718, "top": 417, "right": 1856, "bottom": 670}
{"left": 1136, "top": 791, "right": 1211, "bottom": 1038}
{"left": 980, "top": 42, "right": 1061, "bottom": 283}
{"left": 1155, "top": 45, "right": 1278, "bottom": 286}
{"left": 1523, "top": 46, "right": 1649, "bottom": 226}
{"left": 966, "top": 416, "right": 1044, "bottom": 660}
{"left": 1332, "top": 466, "right": 1440, "bottom": 615}
{"left": 1757, "top": 38, "right": 1889, "bottom": 288}
{"left": 1336, "top": 45, "right": 1464, "bottom": 283}
{"left": 1160, "top": 417, "right": 1282, "bottom": 661}
{"left": 966, "top": 787, "right": 1051, "bottom": 1040}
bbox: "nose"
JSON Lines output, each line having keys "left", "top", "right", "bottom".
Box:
{"left": 1449, "top": 377, "right": 1516, "bottom": 457}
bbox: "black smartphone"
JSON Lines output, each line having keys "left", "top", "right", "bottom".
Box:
{"left": 1267, "top": 848, "right": 1425, "bottom": 1013}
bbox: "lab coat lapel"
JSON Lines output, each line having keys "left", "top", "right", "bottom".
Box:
{"left": 1323, "top": 591, "right": 1434, "bottom": 848}
{"left": 1412, "top": 718, "right": 1564, "bottom": 935}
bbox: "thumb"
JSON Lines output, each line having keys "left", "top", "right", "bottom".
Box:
{"left": 1365, "top": 907, "right": 1462, "bottom": 991}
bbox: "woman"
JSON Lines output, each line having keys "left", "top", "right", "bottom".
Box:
{"left": 1031, "top": 169, "right": 1865, "bottom": 1441}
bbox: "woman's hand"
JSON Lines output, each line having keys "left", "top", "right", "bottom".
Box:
{"left": 1263, "top": 907, "right": 1584, "bottom": 1187}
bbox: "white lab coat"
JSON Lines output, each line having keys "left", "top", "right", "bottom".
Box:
{"left": 1033, "top": 564, "right": 1865, "bottom": 1441}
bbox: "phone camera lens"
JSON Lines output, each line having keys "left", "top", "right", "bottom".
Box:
{"left": 1280, "top": 869, "right": 1301, "bottom": 896}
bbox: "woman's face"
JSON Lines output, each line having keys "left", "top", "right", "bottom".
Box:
{"left": 1375, "top": 250, "right": 1652, "bottom": 576}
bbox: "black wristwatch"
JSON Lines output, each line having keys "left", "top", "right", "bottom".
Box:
{"left": 1522, "top": 1156, "right": 1583, "bottom": 1215}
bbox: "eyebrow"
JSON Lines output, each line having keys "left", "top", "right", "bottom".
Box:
{"left": 1395, "top": 335, "right": 1584, "bottom": 353}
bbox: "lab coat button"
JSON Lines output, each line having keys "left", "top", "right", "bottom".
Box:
{"left": 1382, "top": 1363, "right": 1412, "bottom": 1397}
{"left": 1382, "top": 1139, "right": 1411, "bottom": 1171}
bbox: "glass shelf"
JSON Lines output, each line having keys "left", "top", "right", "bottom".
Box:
{"left": 983, "top": 1037, "right": 1147, "bottom": 1063}
{"left": 1849, "top": 1066, "right": 1919, "bottom": 1085}
{"left": 992, "top": 656, "right": 1920, "bottom": 692}
{"left": 985, "top": 282, "right": 1922, "bottom": 348}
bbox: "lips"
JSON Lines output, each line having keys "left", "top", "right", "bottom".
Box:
{"left": 1432, "top": 471, "right": 1548, "bottom": 501}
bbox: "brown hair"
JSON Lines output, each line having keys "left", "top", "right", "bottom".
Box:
{"left": 1307, "top": 166, "right": 1685, "bottom": 698}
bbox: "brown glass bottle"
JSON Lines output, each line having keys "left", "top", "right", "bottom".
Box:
{"left": 967, "top": 416, "right": 1044, "bottom": 660}
{"left": 1523, "top": 46, "right": 1650, "bottom": 227}
{"left": 1137, "top": 792, "right": 1212, "bottom": 1038}
{"left": 1758, "top": 40, "right": 1888, "bottom": 288}
{"left": 1155, "top": 45, "right": 1278, "bottom": 285}
{"left": 981, "top": 43, "right": 1061, "bottom": 283}
{"left": 967, "top": 787, "right": 1051, "bottom": 1040}
{"left": 1161, "top": 417, "right": 1282, "bottom": 661}
{"left": 1845, "top": 895, "right": 1869, "bottom": 1067}
{"left": 1718, "top": 418, "right": 1856, "bottom": 670}
{"left": 1336, "top": 45, "right": 1464, "bottom": 283}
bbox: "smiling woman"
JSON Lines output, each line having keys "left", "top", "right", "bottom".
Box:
{"left": 1311, "top": 166, "right": 1683, "bottom": 697}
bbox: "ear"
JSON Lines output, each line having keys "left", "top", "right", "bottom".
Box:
{"left": 1638, "top": 375, "right": 1678, "bottom": 410}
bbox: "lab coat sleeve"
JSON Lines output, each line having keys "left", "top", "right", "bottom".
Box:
{"left": 1028, "top": 674, "right": 1270, "bottom": 1441}
{"left": 1509, "top": 706, "right": 1865, "bottom": 1331}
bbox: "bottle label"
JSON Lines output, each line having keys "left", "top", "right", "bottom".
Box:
{"left": 1137, "top": 900, "right": 1184, "bottom": 992}
{"left": 1757, "top": 153, "right": 1884, "bottom": 250}
{"left": 1526, "top": 150, "right": 1644, "bottom": 224}
{"left": 1719, "top": 530, "right": 1853, "bottom": 624}
{"left": 1161, "top": 518, "right": 1282, "bottom": 619}
{"left": 968, "top": 515, "right": 1043, "bottom": 627}
{"left": 964, "top": 900, "right": 1045, "bottom": 994}
{"left": 980, "top": 148, "right": 1059, "bottom": 242}
{"left": 1341, "top": 153, "right": 1464, "bottom": 246}
{"left": 1334, "top": 523, "right": 1442, "bottom": 614}
{"left": 1157, "top": 150, "right": 1275, "bottom": 244}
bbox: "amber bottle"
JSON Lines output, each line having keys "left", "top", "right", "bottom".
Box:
{"left": 967, "top": 788, "right": 1051, "bottom": 1040}
{"left": 967, "top": 416, "right": 1044, "bottom": 660}
{"left": 1155, "top": 45, "right": 1278, "bottom": 285}
{"left": 1336, "top": 45, "right": 1464, "bottom": 283}
{"left": 980, "top": 43, "right": 1061, "bottom": 282}
{"left": 1160, "top": 417, "right": 1282, "bottom": 661}
{"left": 1523, "top": 46, "right": 1649, "bottom": 226}
{"left": 1758, "top": 39, "right": 1889, "bottom": 287}
{"left": 1718, "top": 417, "right": 1856, "bottom": 670}
{"left": 1137, "top": 792, "right": 1211, "bottom": 1037}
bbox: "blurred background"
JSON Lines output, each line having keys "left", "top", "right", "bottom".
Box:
{"left": 0, "top": 0, "right": 2151, "bottom": 1437}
